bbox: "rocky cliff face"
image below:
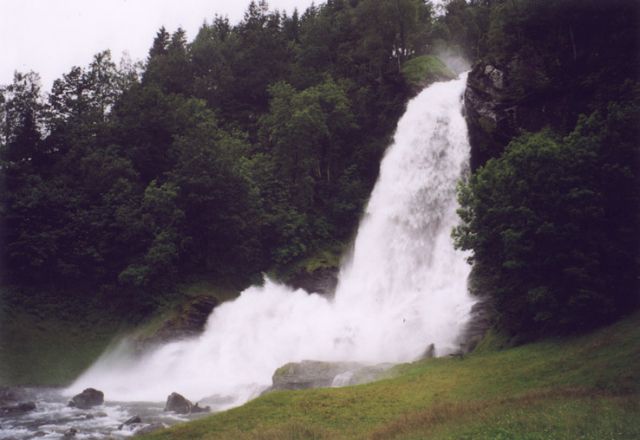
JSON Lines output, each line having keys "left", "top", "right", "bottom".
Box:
{"left": 286, "top": 267, "right": 338, "bottom": 296}
{"left": 462, "top": 59, "right": 597, "bottom": 346}
{"left": 464, "top": 61, "right": 578, "bottom": 170}
{"left": 464, "top": 63, "right": 515, "bottom": 170}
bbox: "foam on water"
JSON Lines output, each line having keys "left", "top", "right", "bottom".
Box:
{"left": 0, "top": 389, "right": 185, "bottom": 439}
{"left": 68, "top": 74, "right": 475, "bottom": 404}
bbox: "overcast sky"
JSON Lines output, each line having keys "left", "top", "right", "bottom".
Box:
{"left": 1, "top": 0, "right": 316, "bottom": 91}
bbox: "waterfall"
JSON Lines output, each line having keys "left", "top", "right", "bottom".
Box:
{"left": 68, "top": 74, "right": 475, "bottom": 405}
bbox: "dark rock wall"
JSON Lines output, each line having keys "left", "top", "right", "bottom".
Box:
{"left": 465, "top": 61, "right": 580, "bottom": 170}
{"left": 465, "top": 63, "right": 516, "bottom": 170}
{"left": 286, "top": 267, "right": 339, "bottom": 297}
{"left": 135, "top": 296, "right": 219, "bottom": 351}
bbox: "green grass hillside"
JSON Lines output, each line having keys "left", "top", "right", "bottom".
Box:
{"left": 0, "top": 279, "right": 240, "bottom": 386}
{"left": 0, "top": 287, "right": 132, "bottom": 386}
{"left": 142, "top": 312, "right": 640, "bottom": 439}
{"left": 401, "top": 55, "right": 456, "bottom": 89}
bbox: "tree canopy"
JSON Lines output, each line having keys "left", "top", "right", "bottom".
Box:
{"left": 0, "top": 0, "right": 443, "bottom": 296}
{"left": 455, "top": 91, "right": 639, "bottom": 338}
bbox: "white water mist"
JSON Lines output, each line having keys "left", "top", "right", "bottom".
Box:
{"left": 68, "top": 74, "right": 475, "bottom": 404}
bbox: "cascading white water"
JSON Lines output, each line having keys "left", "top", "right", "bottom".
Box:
{"left": 68, "top": 74, "right": 475, "bottom": 405}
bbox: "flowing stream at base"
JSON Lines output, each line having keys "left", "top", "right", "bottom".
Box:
{"left": 0, "top": 75, "right": 474, "bottom": 439}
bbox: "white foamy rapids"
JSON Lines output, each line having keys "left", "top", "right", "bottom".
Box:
{"left": 68, "top": 74, "right": 475, "bottom": 404}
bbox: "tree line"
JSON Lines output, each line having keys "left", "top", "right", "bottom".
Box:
{"left": 2, "top": 0, "right": 637, "bottom": 339}
{"left": 1, "top": 0, "right": 457, "bottom": 298}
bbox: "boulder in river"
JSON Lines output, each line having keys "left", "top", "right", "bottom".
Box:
{"left": 0, "top": 387, "right": 38, "bottom": 407}
{"left": 68, "top": 388, "right": 104, "bottom": 409}
{"left": 0, "top": 387, "right": 21, "bottom": 406}
{"left": 164, "top": 392, "right": 210, "bottom": 414}
{"left": 63, "top": 428, "right": 77, "bottom": 438}
{"left": 191, "top": 403, "right": 209, "bottom": 414}
{"left": 119, "top": 415, "right": 142, "bottom": 429}
{"left": 164, "top": 392, "right": 192, "bottom": 414}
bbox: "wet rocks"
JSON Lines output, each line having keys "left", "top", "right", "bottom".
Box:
{"left": 124, "top": 415, "right": 142, "bottom": 425}
{"left": 421, "top": 343, "right": 436, "bottom": 360}
{"left": 483, "top": 64, "right": 505, "bottom": 90}
{"left": 68, "top": 388, "right": 104, "bottom": 409}
{"left": 458, "top": 294, "right": 494, "bottom": 354}
{"left": 0, "top": 387, "right": 21, "bottom": 405}
{"left": 0, "top": 387, "right": 38, "bottom": 409}
{"left": 272, "top": 361, "right": 359, "bottom": 390}
{"left": 164, "top": 392, "right": 210, "bottom": 414}
{"left": 269, "top": 360, "right": 393, "bottom": 392}
{"left": 0, "top": 387, "right": 37, "bottom": 418}
{"left": 287, "top": 267, "right": 339, "bottom": 296}
{"left": 453, "top": 266, "right": 495, "bottom": 354}
{"left": 136, "top": 296, "right": 219, "bottom": 351}
{"left": 119, "top": 415, "right": 142, "bottom": 429}
{"left": 164, "top": 392, "right": 191, "bottom": 414}
{"left": 191, "top": 403, "right": 209, "bottom": 414}
{"left": 464, "top": 62, "right": 518, "bottom": 170}
{"left": 465, "top": 60, "right": 580, "bottom": 171}
{"left": 63, "top": 428, "right": 77, "bottom": 438}
{"left": 0, "top": 401, "right": 36, "bottom": 416}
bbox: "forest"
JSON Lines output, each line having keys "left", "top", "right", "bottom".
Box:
{"left": 1, "top": 0, "right": 435, "bottom": 299}
{"left": 1, "top": 0, "right": 638, "bottom": 340}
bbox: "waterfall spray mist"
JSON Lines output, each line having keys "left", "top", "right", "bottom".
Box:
{"left": 68, "top": 74, "right": 475, "bottom": 405}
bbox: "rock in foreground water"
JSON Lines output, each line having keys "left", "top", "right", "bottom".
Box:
{"left": 164, "top": 392, "right": 191, "bottom": 414}
{"left": 63, "top": 428, "right": 77, "bottom": 438}
{"left": 164, "top": 392, "right": 210, "bottom": 414}
{"left": 119, "top": 415, "right": 142, "bottom": 429}
{"left": 68, "top": 388, "right": 104, "bottom": 409}
{"left": 0, "top": 401, "right": 36, "bottom": 416}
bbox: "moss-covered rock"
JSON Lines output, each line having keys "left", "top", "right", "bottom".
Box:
{"left": 278, "top": 243, "right": 345, "bottom": 296}
{"left": 269, "top": 360, "right": 393, "bottom": 391}
{"left": 401, "top": 55, "right": 456, "bottom": 93}
{"left": 134, "top": 296, "right": 219, "bottom": 350}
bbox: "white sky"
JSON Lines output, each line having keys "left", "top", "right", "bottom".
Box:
{"left": 0, "top": 0, "right": 316, "bottom": 91}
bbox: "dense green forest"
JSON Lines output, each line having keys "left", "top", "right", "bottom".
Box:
{"left": 453, "top": 0, "right": 639, "bottom": 338}
{"left": 1, "top": 0, "right": 440, "bottom": 297}
{"left": 1, "top": 0, "right": 638, "bottom": 340}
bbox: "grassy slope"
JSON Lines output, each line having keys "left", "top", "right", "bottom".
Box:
{"left": 0, "top": 280, "right": 241, "bottom": 386}
{"left": 143, "top": 312, "right": 640, "bottom": 440}
{"left": 0, "top": 287, "right": 132, "bottom": 386}
{"left": 401, "top": 55, "right": 456, "bottom": 89}
{"left": 0, "top": 307, "right": 125, "bottom": 386}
